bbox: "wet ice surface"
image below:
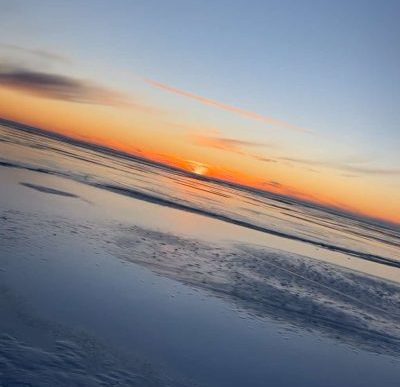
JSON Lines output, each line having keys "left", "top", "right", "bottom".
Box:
{"left": 1, "top": 171, "right": 400, "bottom": 386}
{"left": 0, "top": 334, "right": 161, "bottom": 387}
{"left": 1, "top": 122, "right": 400, "bottom": 386}
{"left": 111, "top": 226, "right": 400, "bottom": 356}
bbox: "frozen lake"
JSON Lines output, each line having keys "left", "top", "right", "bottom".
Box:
{"left": 0, "top": 121, "right": 399, "bottom": 386}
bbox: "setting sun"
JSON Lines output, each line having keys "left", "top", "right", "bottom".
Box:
{"left": 189, "top": 161, "right": 209, "bottom": 176}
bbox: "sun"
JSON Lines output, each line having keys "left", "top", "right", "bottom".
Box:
{"left": 193, "top": 164, "right": 208, "bottom": 176}
{"left": 188, "top": 160, "right": 209, "bottom": 176}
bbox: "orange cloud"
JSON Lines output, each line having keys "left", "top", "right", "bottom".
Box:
{"left": 146, "top": 79, "right": 311, "bottom": 133}
{"left": 190, "top": 134, "right": 270, "bottom": 154}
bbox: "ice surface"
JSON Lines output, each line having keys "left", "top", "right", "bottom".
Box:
{"left": 1, "top": 120, "right": 400, "bottom": 386}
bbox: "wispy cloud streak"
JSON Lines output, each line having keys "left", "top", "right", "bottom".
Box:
{"left": 146, "top": 79, "right": 310, "bottom": 133}
{"left": 191, "top": 134, "right": 270, "bottom": 155}
{"left": 282, "top": 156, "right": 400, "bottom": 176}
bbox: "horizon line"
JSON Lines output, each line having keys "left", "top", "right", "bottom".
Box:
{"left": 0, "top": 116, "right": 398, "bottom": 230}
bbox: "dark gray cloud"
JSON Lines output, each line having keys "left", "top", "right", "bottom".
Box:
{"left": 263, "top": 180, "right": 282, "bottom": 188}
{"left": 0, "top": 66, "right": 130, "bottom": 106}
{"left": 254, "top": 156, "right": 277, "bottom": 163}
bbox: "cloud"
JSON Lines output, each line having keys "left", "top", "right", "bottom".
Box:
{"left": 263, "top": 180, "right": 282, "bottom": 188}
{"left": 146, "top": 79, "right": 310, "bottom": 133}
{"left": 191, "top": 134, "right": 270, "bottom": 154}
{"left": 281, "top": 156, "right": 400, "bottom": 176}
{"left": 254, "top": 156, "right": 277, "bottom": 163}
{"left": 261, "top": 179, "right": 317, "bottom": 200}
{"left": 0, "top": 44, "right": 70, "bottom": 65}
{"left": 281, "top": 157, "right": 331, "bottom": 168}
{"left": 0, "top": 66, "right": 131, "bottom": 106}
{"left": 342, "top": 166, "right": 400, "bottom": 176}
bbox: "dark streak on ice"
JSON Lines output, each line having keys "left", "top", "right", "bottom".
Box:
{"left": 20, "top": 182, "right": 79, "bottom": 198}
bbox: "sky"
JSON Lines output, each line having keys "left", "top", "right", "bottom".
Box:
{"left": 0, "top": 0, "right": 399, "bottom": 223}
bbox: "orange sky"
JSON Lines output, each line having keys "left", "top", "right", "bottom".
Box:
{"left": 0, "top": 85, "right": 399, "bottom": 225}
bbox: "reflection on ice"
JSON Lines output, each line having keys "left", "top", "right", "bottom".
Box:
{"left": 1, "top": 120, "right": 400, "bottom": 386}
{"left": 0, "top": 121, "right": 399, "bottom": 269}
